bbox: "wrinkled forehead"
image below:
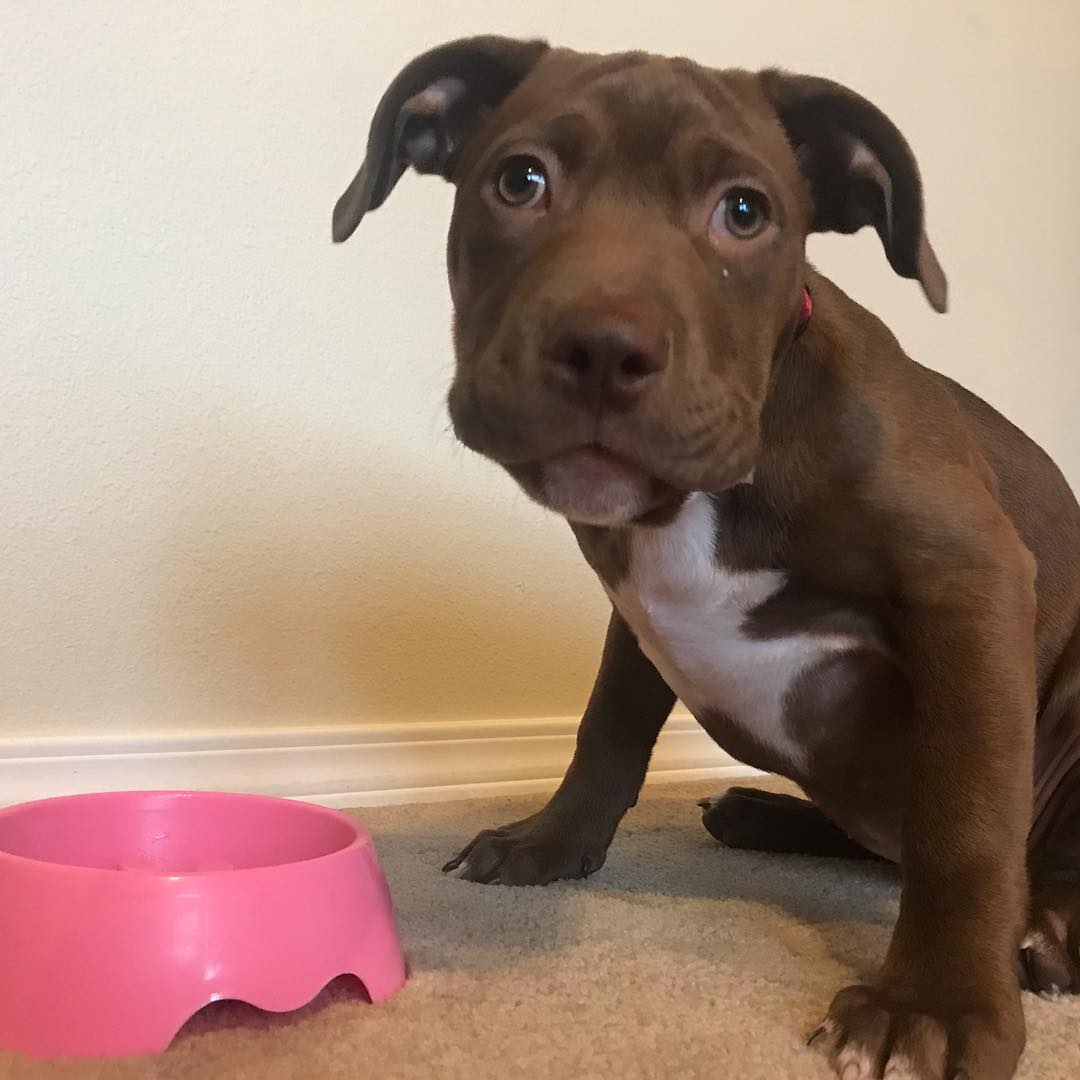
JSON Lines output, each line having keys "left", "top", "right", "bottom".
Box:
{"left": 464, "top": 51, "right": 804, "bottom": 204}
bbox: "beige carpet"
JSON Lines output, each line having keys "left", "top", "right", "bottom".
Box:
{"left": 4, "top": 779, "right": 1080, "bottom": 1080}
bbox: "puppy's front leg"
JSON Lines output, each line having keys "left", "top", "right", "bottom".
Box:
{"left": 815, "top": 526, "right": 1036, "bottom": 1080}
{"left": 444, "top": 610, "right": 675, "bottom": 885}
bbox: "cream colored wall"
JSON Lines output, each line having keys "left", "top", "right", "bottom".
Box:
{"left": 3, "top": 1, "right": 1078, "bottom": 739}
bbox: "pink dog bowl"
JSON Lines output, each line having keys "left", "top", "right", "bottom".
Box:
{"left": 0, "top": 790, "right": 406, "bottom": 1060}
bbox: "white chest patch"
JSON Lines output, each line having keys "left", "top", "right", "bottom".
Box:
{"left": 606, "top": 492, "right": 861, "bottom": 772}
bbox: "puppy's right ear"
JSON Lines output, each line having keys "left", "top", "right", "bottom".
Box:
{"left": 332, "top": 36, "right": 549, "bottom": 243}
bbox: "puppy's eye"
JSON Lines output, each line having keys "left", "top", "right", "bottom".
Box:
{"left": 494, "top": 156, "right": 549, "bottom": 209}
{"left": 710, "top": 188, "right": 771, "bottom": 240}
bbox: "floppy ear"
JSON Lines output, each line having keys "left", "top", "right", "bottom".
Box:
{"left": 759, "top": 70, "right": 947, "bottom": 313}
{"left": 332, "top": 35, "right": 549, "bottom": 243}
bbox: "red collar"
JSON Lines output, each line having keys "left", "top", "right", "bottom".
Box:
{"left": 794, "top": 286, "right": 813, "bottom": 339}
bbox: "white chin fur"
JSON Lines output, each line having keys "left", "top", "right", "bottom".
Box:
{"left": 538, "top": 449, "right": 653, "bottom": 526}
{"left": 550, "top": 501, "right": 643, "bottom": 527}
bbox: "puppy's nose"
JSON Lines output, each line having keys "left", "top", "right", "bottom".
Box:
{"left": 546, "top": 316, "right": 667, "bottom": 409}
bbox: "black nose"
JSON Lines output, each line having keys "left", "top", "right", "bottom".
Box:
{"left": 546, "top": 316, "right": 667, "bottom": 409}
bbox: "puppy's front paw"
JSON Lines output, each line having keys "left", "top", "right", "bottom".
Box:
{"left": 809, "top": 983, "right": 1024, "bottom": 1080}
{"left": 442, "top": 813, "right": 610, "bottom": 886}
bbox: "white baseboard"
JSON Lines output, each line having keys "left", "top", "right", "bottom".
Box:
{"left": 0, "top": 714, "right": 756, "bottom": 809}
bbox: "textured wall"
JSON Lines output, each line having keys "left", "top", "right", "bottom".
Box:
{"left": 3, "top": 1, "right": 1078, "bottom": 737}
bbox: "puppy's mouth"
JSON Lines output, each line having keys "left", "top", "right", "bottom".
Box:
{"left": 508, "top": 443, "right": 676, "bottom": 526}
{"left": 449, "top": 377, "right": 760, "bottom": 524}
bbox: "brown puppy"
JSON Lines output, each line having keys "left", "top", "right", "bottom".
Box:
{"left": 333, "top": 36, "right": 1080, "bottom": 1080}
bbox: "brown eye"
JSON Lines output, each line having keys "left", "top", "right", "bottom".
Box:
{"left": 711, "top": 188, "right": 770, "bottom": 240}
{"left": 495, "top": 155, "right": 548, "bottom": 209}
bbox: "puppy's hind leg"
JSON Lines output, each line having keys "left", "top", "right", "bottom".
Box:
{"left": 1023, "top": 734, "right": 1080, "bottom": 995}
{"left": 699, "top": 786, "right": 880, "bottom": 860}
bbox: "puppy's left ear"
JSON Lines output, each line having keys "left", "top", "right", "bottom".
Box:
{"left": 759, "top": 70, "right": 947, "bottom": 313}
{"left": 332, "top": 35, "right": 549, "bottom": 243}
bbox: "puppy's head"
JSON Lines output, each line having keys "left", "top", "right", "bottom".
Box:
{"left": 333, "top": 36, "right": 945, "bottom": 526}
